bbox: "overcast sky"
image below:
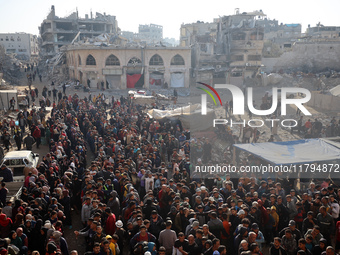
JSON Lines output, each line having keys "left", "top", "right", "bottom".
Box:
{"left": 0, "top": 0, "right": 339, "bottom": 39}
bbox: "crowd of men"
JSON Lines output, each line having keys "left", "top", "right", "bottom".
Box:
{"left": 0, "top": 88, "right": 339, "bottom": 255}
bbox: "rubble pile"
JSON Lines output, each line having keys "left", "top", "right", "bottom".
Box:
{"left": 39, "top": 51, "right": 67, "bottom": 85}
{"left": 0, "top": 45, "right": 23, "bottom": 85}
{"left": 262, "top": 71, "right": 340, "bottom": 92}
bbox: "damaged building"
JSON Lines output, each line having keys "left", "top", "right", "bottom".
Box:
{"left": 138, "top": 24, "right": 163, "bottom": 43}
{"left": 217, "top": 10, "right": 266, "bottom": 84}
{"left": 260, "top": 21, "right": 302, "bottom": 57}
{"left": 262, "top": 38, "right": 340, "bottom": 73}
{"left": 180, "top": 21, "right": 219, "bottom": 85}
{"left": 121, "top": 24, "right": 178, "bottom": 46}
{"left": 65, "top": 45, "right": 191, "bottom": 89}
{"left": 120, "top": 24, "right": 163, "bottom": 45}
{"left": 180, "top": 9, "right": 266, "bottom": 86}
{"left": 305, "top": 25, "right": 340, "bottom": 39}
{"left": 39, "top": 5, "right": 118, "bottom": 57}
{"left": 262, "top": 25, "right": 340, "bottom": 73}
{"left": 0, "top": 33, "right": 39, "bottom": 61}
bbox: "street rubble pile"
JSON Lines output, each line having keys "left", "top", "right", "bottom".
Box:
{"left": 0, "top": 45, "right": 23, "bottom": 86}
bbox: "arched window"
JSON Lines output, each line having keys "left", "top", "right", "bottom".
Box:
{"left": 149, "top": 54, "right": 164, "bottom": 66}
{"left": 127, "top": 57, "right": 142, "bottom": 66}
{"left": 78, "top": 55, "right": 81, "bottom": 65}
{"left": 171, "top": 54, "right": 185, "bottom": 65}
{"left": 105, "top": 54, "right": 120, "bottom": 66}
{"left": 86, "top": 54, "right": 96, "bottom": 66}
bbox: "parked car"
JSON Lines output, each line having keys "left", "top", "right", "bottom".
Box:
{"left": 0, "top": 150, "right": 39, "bottom": 177}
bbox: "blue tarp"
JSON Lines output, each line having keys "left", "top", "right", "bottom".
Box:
{"left": 285, "top": 24, "right": 300, "bottom": 27}
{"left": 233, "top": 139, "right": 340, "bottom": 165}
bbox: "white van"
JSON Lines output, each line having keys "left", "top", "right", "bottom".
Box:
{"left": 0, "top": 150, "right": 39, "bottom": 177}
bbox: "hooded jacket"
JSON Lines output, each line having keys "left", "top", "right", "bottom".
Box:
{"left": 107, "top": 190, "right": 120, "bottom": 217}
{"left": 0, "top": 214, "right": 12, "bottom": 238}
{"left": 234, "top": 227, "right": 248, "bottom": 249}
{"left": 147, "top": 242, "right": 157, "bottom": 255}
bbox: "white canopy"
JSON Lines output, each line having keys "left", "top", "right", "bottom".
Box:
{"left": 330, "top": 85, "right": 340, "bottom": 97}
{"left": 233, "top": 138, "right": 340, "bottom": 165}
{"left": 147, "top": 104, "right": 215, "bottom": 132}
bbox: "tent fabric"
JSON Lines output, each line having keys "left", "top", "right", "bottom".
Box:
{"left": 147, "top": 104, "right": 215, "bottom": 132}
{"left": 148, "top": 104, "right": 201, "bottom": 119}
{"left": 127, "top": 74, "right": 142, "bottom": 88}
{"left": 321, "top": 137, "right": 340, "bottom": 149}
{"left": 170, "top": 73, "right": 185, "bottom": 87}
{"left": 134, "top": 74, "right": 144, "bottom": 88}
{"left": 149, "top": 73, "right": 163, "bottom": 86}
{"left": 233, "top": 139, "right": 340, "bottom": 165}
{"left": 106, "top": 75, "right": 121, "bottom": 89}
{"left": 329, "top": 85, "right": 340, "bottom": 97}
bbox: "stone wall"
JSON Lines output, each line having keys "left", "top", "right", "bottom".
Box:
{"left": 307, "top": 91, "right": 340, "bottom": 112}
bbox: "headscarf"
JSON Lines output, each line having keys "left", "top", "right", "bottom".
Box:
{"left": 14, "top": 213, "right": 24, "bottom": 227}
{"left": 35, "top": 219, "right": 43, "bottom": 230}
{"left": 147, "top": 242, "right": 156, "bottom": 255}
{"left": 0, "top": 214, "right": 12, "bottom": 227}
{"left": 46, "top": 228, "right": 54, "bottom": 240}
{"left": 41, "top": 227, "right": 49, "bottom": 242}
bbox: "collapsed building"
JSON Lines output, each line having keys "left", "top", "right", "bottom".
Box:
{"left": 138, "top": 24, "right": 163, "bottom": 43}
{"left": 180, "top": 9, "right": 340, "bottom": 85}
{"left": 262, "top": 25, "right": 340, "bottom": 73}
{"left": 260, "top": 21, "right": 302, "bottom": 57}
{"left": 43, "top": 7, "right": 340, "bottom": 90}
{"left": 39, "top": 5, "right": 118, "bottom": 57}
{"left": 121, "top": 24, "right": 178, "bottom": 47}
{"left": 180, "top": 9, "right": 266, "bottom": 86}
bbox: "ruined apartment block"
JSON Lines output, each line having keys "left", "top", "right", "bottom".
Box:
{"left": 258, "top": 18, "right": 302, "bottom": 57}
{"left": 0, "top": 33, "right": 39, "bottom": 61}
{"left": 180, "top": 10, "right": 266, "bottom": 86}
{"left": 180, "top": 21, "right": 218, "bottom": 85}
{"left": 218, "top": 10, "right": 265, "bottom": 80}
{"left": 138, "top": 24, "right": 163, "bottom": 43}
{"left": 39, "top": 5, "right": 118, "bottom": 57}
{"left": 122, "top": 24, "right": 178, "bottom": 47}
{"left": 306, "top": 25, "right": 340, "bottom": 39}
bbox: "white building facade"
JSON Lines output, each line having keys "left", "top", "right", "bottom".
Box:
{"left": 0, "top": 33, "right": 39, "bottom": 60}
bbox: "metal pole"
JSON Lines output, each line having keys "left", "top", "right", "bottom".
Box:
{"left": 233, "top": 147, "right": 236, "bottom": 166}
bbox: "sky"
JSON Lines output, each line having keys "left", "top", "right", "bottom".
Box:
{"left": 0, "top": 0, "right": 339, "bottom": 40}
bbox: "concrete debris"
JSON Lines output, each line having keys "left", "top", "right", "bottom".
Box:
{"left": 71, "top": 32, "right": 169, "bottom": 49}
{"left": 0, "top": 45, "right": 23, "bottom": 85}
{"left": 258, "top": 71, "right": 340, "bottom": 93}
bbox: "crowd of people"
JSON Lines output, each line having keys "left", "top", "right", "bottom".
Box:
{"left": 0, "top": 87, "right": 339, "bottom": 255}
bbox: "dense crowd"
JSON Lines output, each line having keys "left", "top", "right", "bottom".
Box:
{"left": 0, "top": 89, "right": 339, "bottom": 255}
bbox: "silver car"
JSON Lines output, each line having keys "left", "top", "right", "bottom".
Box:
{"left": 0, "top": 150, "right": 39, "bottom": 177}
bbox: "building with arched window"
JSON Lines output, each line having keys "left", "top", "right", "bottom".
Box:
{"left": 86, "top": 55, "right": 96, "bottom": 65}
{"left": 66, "top": 45, "right": 191, "bottom": 89}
